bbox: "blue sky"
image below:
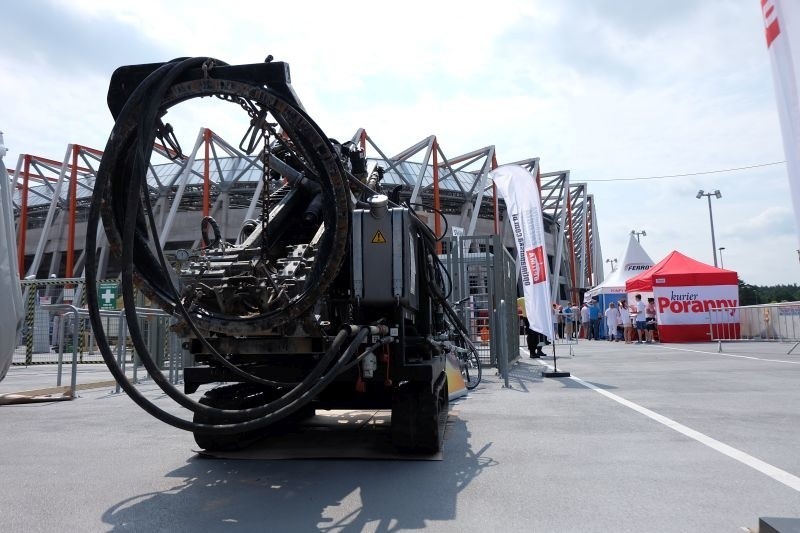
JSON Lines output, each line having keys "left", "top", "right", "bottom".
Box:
{"left": 1, "top": 0, "right": 797, "bottom": 285}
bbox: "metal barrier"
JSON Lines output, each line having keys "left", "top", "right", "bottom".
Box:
{"left": 441, "top": 234, "right": 519, "bottom": 368}
{"left": 110, "top": 307, "right": 185, "bottom": 393}
{"left": 40, "top": 304, "right": 80, "bottom": 397}
{"left": 709, "top": 301, "right": 800, "bottom": 354}
{"left": 15, "top": 278, "right": 108, "bottom": 365}
{"left": 37, "top": 304, "right": 185, "bottom": 393}
{"left": 14, "top": 278, "right": 186, "bottom": 390}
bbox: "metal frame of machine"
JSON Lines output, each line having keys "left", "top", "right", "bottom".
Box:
{"left": 75, "top": 57, "right": 490, "bottom": 453}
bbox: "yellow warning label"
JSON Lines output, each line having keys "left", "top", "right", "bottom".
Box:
{"left": 371, "top": 230, "right": 387, "bottom": 244}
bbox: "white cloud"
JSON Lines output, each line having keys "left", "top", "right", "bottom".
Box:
{"left": 3, "top": 0, "right": 798, "bottom": 286}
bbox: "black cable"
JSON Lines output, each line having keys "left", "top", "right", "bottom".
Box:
{"left": 124, "top": 77, "right": 351, "bottom": 391}
{"left": 407, "top": 211, "right": 453, "bottom": 301}
{"left": 86, "top": 57, "right": 366, "bottom": 433}
{"left": 140, "top": 173, "right": 300, "bottom": 390}
{"left": 92, "top": 57, "right": 328, "bottom": 427}
{"left": 116, "top": 58, "right": 357, "bottom": 423}
{"left": 102, "top": 63, "right": 351, "bottom": 333}
{"left": 200, "top": 216, "right": 221, "bottom": 248}
{"left": 407, "top": 201, "right": 449, "bottom": 241}
{"left": 339, "top": 336, "right": 393, "bottom": 373}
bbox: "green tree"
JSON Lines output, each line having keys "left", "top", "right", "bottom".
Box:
{"left": 738, "top": 279, "right": 759, "bottom": 305}
{"left": 738, "top": 279, "right": 800, "bottom": 305}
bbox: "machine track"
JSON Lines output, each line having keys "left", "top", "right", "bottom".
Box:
{"left": 390, "top": 371, "right": 448, "bottom": 454}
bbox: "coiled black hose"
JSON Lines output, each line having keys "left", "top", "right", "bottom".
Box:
{"left": 85, "top": 57, "right": 357, "bottom": 434}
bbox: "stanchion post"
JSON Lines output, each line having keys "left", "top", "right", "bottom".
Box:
{"left": 25, "top": 287, "right": 35, "bottom": 365}
{"left": 69, "top": 307, "right": 79, "bottom": 398}
{"left": 115, "top": 311, "right": 127, "bottom": 394}
{"left": 42, "top": 304, "right": 81, "bottom": 397}
{"left": 56, "top": 317, "right": 66, "bottom": 386}
{"left": 498, "top": 299, "right": 510, "bottom": 388}
{"left": 543, "top": 330, "right": 570, "bottom": 378}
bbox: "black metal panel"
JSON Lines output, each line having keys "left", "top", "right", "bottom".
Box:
{"left": 107, "top": 60, "right": 300, "bottom": 120}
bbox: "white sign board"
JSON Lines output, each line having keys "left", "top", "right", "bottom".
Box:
{"left": 653, "top": 285, "right": 739, "bottom": 325}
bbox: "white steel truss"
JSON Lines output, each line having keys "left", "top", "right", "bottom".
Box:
{"left": 10, "top": 128, "right": 603, "bottom": 304}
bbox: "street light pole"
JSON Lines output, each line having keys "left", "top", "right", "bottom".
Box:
{"left": 696, "top": 189, "right": 722, "bottom": 267}
{"left": 718, "top": 247, "right": 725, "bottom": 268}
{"left": 630, "top": 229, "right": 646, "bottom": 242}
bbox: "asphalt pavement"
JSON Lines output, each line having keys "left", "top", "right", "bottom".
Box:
{"left": 1, "top": 339, "right": 799, "bottom": 532}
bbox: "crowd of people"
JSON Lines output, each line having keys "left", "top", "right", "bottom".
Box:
{"left": 596, "top": 294, "right": 658, "bottom": 343}
{"left": 517, "top": 294, "right": 659, "bottom": 358}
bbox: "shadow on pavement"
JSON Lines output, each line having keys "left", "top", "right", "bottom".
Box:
{"left": 552, "top": 378, "right": 618, "bottom": 390}
{"left": 502, "top": 361, "right": 544, "bottom": 393}
{"left": 101, "top": 416, "right": 498, "bottom": 532}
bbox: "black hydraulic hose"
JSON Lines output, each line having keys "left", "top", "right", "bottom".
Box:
{"left": 104, "top": 55, "right": 338, "bottom": 393}
{"left": 407, "top": 213, "right": 476, "bottom": 354}
{"left": 407, "top": 202, "right": 449, "bottom": 241}
{"left": 283, "top": 165, "right": 324, "bottom": 224}
{"left": 114, "top": 58, "right": 302, "bottom": 392}
{"left": 200, "top": 216, "right": 221, "bottom": 248}
{"left": 118, "top": 59, "right": 349, "bottom": 421}
{"left": 139, "top": 177, "right": 299, "bottom": 390}
{"left": 339, "top": 336, "right": 393, "bottom": 373}
{"left": 113, "top": 57, "right": 358, "bottom": 421}
{"left": 102, "top": 60, "right": 350, "bottom": 332}
{"left": 85, "top": 56, "right": 365, "bottom": 433}
{"left": 409, "top": 213, "right": 453, "bottom": 300}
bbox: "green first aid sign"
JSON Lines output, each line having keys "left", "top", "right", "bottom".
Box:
{"left": 98, "top": 282, "right": 119, "bottom": 310}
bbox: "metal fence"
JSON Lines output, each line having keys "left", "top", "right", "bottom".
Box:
{"left": 15, "top": 242, "right": 522, "bottom": 384}
{"left": 709, "top": 301, "right": 800, "bottom": 354}
{"left": 13, "top": 278, "right": 186, "bottom": 385}
{"left": 441, "top": 234, "right": 519, "bottom": 368}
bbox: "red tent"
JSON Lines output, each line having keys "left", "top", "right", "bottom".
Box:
{"left": 625, "top": 251, "right": 739, "bottom": 342}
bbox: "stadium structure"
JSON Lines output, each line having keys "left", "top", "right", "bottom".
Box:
{"left": 7, "top": 128, "right": 604, "bottom": 304}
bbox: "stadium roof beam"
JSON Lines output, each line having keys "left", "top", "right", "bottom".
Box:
{"left": 358, "top": 130, "right": 498, "bottom": 237}
{"left": 10, "top": 126, "right": 603, "bottom": 309}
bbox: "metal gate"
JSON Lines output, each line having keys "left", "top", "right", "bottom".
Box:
{"left": 441, "top": 234, "right": 518, "bottom": 367}
{"left": 709, "top": 301, "right": 800, "bottom": 353}
{"left": 13, "top": 279, "right": 186, "bottom": 384}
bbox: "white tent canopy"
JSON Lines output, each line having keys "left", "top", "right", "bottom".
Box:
{"left": 586, "top": 234, "right": 654, "bottom": 301}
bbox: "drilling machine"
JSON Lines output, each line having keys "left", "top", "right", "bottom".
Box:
{"left": 85, "top": 57, "right": 478, "bottom": 453}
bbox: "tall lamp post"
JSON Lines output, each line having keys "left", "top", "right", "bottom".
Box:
{"left": 718, "top": 246, "right": 726, "bottom": 268}
{"left": 631, "top": 229, "right": 646, "bottom": 242}
{"left": 696, "top": 189, "right": 722, "bottom": 267}
{"left": 606, "top": 258, "right": 618, "bottom": 272}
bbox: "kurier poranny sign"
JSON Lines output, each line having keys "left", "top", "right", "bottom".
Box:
{"left": 653, "top": 284, "right": 739, "bottom": 326}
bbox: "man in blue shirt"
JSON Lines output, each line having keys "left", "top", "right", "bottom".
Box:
{"left": 588, "top": 300, "right": 601, "bottom": 340}
{"left": 562, "top": 303, "right": 574, "bottom": 339}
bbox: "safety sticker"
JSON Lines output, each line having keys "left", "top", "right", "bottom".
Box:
{"left": 371, "top": 230, "right": 387, "bottom": 244}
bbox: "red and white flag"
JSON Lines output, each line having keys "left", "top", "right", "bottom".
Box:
{"left": 763, "top": 0, "right": 800, "bottom": 244}
{"left": 491, "top": 164, "right": 555, "bottom": 340}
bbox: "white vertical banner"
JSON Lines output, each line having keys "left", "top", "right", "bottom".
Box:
{"left": 491, "top": 164, "right": 555, "bottom": 340}
{"left": 0, "top": 133, "right": 24, "bottom": 381}
{"left": 763, "top": 0, "right": 800, "bottom": 243}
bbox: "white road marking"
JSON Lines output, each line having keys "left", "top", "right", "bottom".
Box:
{"left": 652, "top": 344, "right": 800, "bottom": 365}
{"left": 528, "top": 353, "right": 800, "bottom": 493}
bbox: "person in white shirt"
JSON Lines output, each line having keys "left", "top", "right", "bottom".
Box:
{"left": 634, "top": 293, "right": 647, "bottom": 344}
{"left": 618, "top": 299, "right": 632, "bottom": 344}
{"left": 580, "top": 303, "right": 590, "bottom": 339}
{"left": 604, "top": 302, "right": 621, "bottom": 342}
